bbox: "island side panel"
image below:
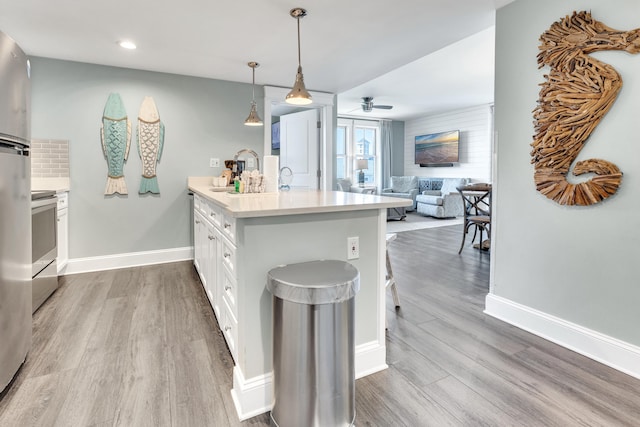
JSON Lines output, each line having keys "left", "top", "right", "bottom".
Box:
{"left": 235, "top": 209, "right": 384, "bottom": 380}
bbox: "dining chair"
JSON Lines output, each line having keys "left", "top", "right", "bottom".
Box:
{"left": 385, "top": 233, "right": 400, "bottom": 308}
{"left": 456, "top": 183, "right": 492, "bottom": 254}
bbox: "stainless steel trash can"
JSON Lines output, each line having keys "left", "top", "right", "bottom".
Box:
{"left": 267, "top": 260, "right": 360, "bottom": 427}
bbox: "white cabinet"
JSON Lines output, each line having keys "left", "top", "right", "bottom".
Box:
{"left": 57, "top": 192, "right": 69, "bottom": 273}
{"left": 193, "top": 209, "right": 206, "bottom": 283}
{"left": 205, "top": 223, "right": 219, "bottom": 319}
{"left": 192, "top": 193, "right": 238, "bottom": 362}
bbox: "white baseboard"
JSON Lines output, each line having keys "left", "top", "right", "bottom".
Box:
{"left": 485, "top": 294, "right": 640, "bottom": 380}
{"left": 62, "top": 246, "right": 194, "bottom": 275}
{"left": 231, "top": 368, "right": 273, "bottom": 421}
{"left": 231, "top": 340, "right": 387, "bottom": 421}
{"left": 355, "top": 340, "right": 388, "bottom": 379}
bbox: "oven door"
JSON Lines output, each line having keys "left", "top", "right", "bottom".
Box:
{"left": 32, "top": 197, "right": 57, "bottom": 278}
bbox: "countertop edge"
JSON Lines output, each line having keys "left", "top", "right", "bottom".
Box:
{"left": 188, "top": 183, "right": 412, "bottom": 218}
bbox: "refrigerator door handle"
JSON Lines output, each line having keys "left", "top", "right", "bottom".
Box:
{"left": 0, "top": 140, "right": 29, "bottom": 156}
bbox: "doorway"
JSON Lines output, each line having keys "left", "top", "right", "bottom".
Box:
{"left": 262, "top": 86, "right": 335, "bottom": 191}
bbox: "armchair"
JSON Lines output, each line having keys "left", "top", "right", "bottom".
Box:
{"left": 336, "top": 178, "right": 375, "bottom": 194}
{"left": 381, "top": 176, "right": 419, "bottom": 211}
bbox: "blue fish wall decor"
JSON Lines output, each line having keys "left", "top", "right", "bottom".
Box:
{"left": 100, "top": 93, "right": 131, "bottom": 195}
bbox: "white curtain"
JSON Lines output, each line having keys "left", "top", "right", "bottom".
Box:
{"left": 380, "top": 119, "right": 392, "bottom": 189}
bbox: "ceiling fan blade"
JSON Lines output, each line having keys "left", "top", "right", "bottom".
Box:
{"left": 373, "top": 105, "right": 393, "bottom": 110}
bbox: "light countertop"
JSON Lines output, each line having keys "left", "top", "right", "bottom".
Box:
{"left": 188, "top": 176, "right": 411, "bottom": 218}
{"left": 31, "top": 177, "right": 70, "bottom": 193}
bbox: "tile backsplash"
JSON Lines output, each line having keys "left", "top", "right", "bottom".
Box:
{"left": 31, "top": 139, "right": 70, "bottom": 178}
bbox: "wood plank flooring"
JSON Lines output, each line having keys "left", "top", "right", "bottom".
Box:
{"left": 1, "top": 224, "right": 639, "bottom": 426}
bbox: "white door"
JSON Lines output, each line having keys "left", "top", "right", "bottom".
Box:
{"left": 279, "top": 109, "right": 319, "bottom": 189}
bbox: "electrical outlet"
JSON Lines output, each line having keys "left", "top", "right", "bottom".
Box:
{"left": 347, "top": 236, "right": 359, "bottom": 260}
{"left": 210, "top": 158, "right": 220, "bottom": 168}
{"left": 247, "top": 157, "right": 255, "bottom": 168}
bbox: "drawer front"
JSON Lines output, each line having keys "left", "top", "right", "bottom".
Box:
{"left": 222, "top": 298, "right": 238, "bottom": 363}
{"left": 57, "top": 192, "right": 68, "bottom": 210}
{"left": 207, "top": 201, "right": 222, "bottom": 228}
{"left": 222, "top": 264, "right": 237, "bottom": 319}
{"left": 194, "top": 194, "right": 206, "bottom": 215}
{"left": 220, "top": 237, "right": 236, "bottom": 277}
{"left": 221, "top": 214, "right": 236, "bottom": 242}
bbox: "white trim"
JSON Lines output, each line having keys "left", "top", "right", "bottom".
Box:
{"left": 231, "top": 368, "right": 273, "bottom": 421}
{"left": 354, "top": 340, "right": 388, "bottom": 379}
{"left": 62, "top": 246, "right": 193, "bottom": 275}
{"left": 231, "top": 339, "right": 387, "bottom": 420}
{"left": 485, "top": 294, "right": 640, "bottom": 380}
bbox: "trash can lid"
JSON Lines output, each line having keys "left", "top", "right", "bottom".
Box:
{"left": 267, "top": 260, "right": 360, "bottom": 304}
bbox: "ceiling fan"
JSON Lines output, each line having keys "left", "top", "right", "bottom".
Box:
{"left": 361, "top": 97, "right": 393, "bottom": 112}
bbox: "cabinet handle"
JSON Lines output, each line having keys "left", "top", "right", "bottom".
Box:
{"left": 224, "top": 325, "right": 231, "bottom": 332}
{"left": 195, "top": 220, "right": 201, "bottom": 224}
{"left": 208, "top": 235, "right": 215, "bottom": 240}
{"left": 224, "top": 223, "right": 231, "bottom": 229}
{"left": 225, "top": 285, "right": 231, "bottom": 291}
{"left": 224, "top": 252, "right": 231, "bottom": 258}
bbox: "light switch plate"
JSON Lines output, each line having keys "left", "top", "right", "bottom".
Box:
{"left": 210, "top": 158, "right": 220, "bottom": 167}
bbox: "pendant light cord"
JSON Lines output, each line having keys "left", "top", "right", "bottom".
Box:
{"left": 252, "top": 66, "right": 256, "bottom": 102}
{"left": 297, "top": 17, "right": 302, "bottom": 68}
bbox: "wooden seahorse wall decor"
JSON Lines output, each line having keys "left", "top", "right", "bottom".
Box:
{"left": 531, "top": 11, "right": 640, "bottom": 206}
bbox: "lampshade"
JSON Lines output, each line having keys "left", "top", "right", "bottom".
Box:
{"left": 244, "top": 62, "right": 263, "bottom": 126}
{"left": 285, "top": 8, "right": 312, "bottom": 105}
{"left": 356, "top": 159, "right": 368, "bottom": 171}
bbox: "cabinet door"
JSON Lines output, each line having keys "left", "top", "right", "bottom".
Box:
{"left": 193, "top": 211, "right": 206, "bottom": 285}
{"left": 205, "top": 221, "right": 218, "bottom": 317}
{"left": 57, "top": 208, "right": 69, "bottom": 273}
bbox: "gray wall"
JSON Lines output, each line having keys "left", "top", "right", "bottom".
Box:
{"left": 494, "top": 1, "right": 640, "bottom": 346}
{"left": 31, "top": 57, "right": 265, "bottom": 258}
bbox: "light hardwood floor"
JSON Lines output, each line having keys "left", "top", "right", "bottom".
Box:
{"left": 1, "top": 225, "right": 639, "bottom": 426}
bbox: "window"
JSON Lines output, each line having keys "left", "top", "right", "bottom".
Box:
{"left": 337, "top": 118, "right": 380, "bottom": 187}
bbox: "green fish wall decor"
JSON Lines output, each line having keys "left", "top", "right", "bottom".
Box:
{"left": 100, "top": 93, "right": 131, "bottom": 195}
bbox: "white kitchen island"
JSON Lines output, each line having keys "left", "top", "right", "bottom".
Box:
{"left": 187, "top": 177, "right": 411, "bottom": 420}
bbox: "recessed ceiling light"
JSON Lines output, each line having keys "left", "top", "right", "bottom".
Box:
{"left": 118, "top": 40, "right": 137, "bottom": 50}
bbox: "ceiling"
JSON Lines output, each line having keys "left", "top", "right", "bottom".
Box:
{"left": 0, "top": 0, "right": 514, "bottom": 121}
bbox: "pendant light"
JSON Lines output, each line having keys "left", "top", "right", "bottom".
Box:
{"left": 244, "top": 61, "right": 263, "bottom": 126}
{"left": 285, "top": 8, "right": 312, "bottom": 105}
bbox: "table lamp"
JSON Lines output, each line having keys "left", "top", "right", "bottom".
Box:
{"left": 356, "top": 159, "right": 368, "bottom": 187}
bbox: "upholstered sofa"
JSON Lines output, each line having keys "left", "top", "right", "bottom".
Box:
{"left": 381, "top": 176, "right": 419, "bottom": 211}
{"left": 415, "top": 177, "right": 469, "bottom": 218}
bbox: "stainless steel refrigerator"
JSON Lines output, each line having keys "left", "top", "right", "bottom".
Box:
{"left": 0, "top": 29, "right": 31, "bottom": 393}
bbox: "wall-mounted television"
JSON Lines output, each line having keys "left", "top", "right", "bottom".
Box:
{"left": 271, "top": 121, "right": 280, "bottom": 150}
{"left": 415, "top": 130, "right": 459, "bottom": 166}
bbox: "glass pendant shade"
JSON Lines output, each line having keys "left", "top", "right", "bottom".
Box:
{"left": 244, "top": 61, "right": 263, "bottom": 126}
{"left": 286, "top": 8, "right": 312, "bottom": 105}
